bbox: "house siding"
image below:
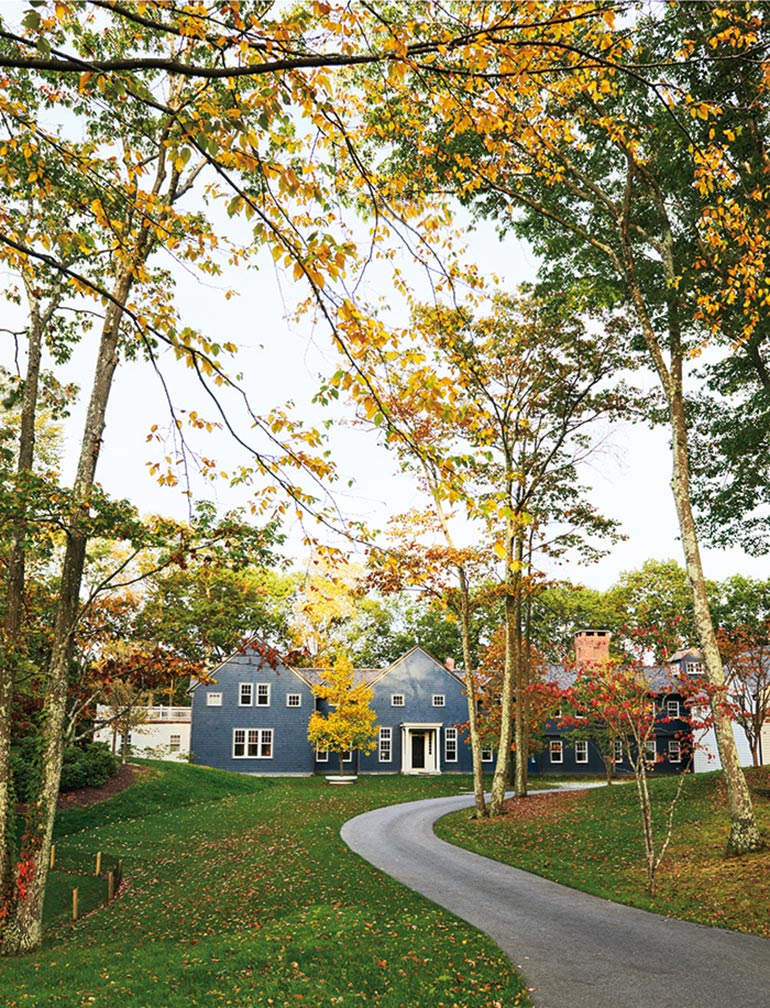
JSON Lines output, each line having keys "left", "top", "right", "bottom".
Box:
{"left": 533, "top": 680, "right": 695, "bottom": 778}
{"left": 190, "top": 645, "right": 472, "bottom": 775}
{"left": 190, "top": 651, "right": 316, "bottom": 775}
{"left": 362, "top": 648, "right": 472, "bottom": 774}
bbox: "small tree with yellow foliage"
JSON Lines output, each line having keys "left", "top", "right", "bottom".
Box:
{"left": 307, "top": 654, "right": 378, "bottom": 777}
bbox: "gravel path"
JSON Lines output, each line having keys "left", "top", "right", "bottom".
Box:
{"left": 341, "top": 790, "right": 770, "bottom": 1008}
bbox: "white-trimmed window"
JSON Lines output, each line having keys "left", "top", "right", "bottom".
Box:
{"left": 444, "top": 727, "right": 458, "bottom": 762}
{"left": 613, "top": 739, "right": 624, "bottom": 763}
{"left": 668, "top": 740, "right": 682, "bottom": 763}
{"left": 550, "top": 740, "right": 563, "bottom": 764}
{"left": 256, "top": 683, "right": 270, "bottom": 706}
{"left": 686, "top": 661, "right": 705, "bottom": 676}
{"left": 233, "top": 728, "right": 273, "bottom": 759}
{"left": 286, "top": 693, "right": 302, "bottom": 708}
{"left": 239, "top": 683, "right": 253, "bottom": 706}
{"left": 553, "top": 706, "right": 562, "bottom": 719}
{"left": 432, "top": 694, "right": 445, "bottom": 707}
{"left": 206, "top": 692, "right": 222, "bottom": 707}
{"left": 666, "top": 699, "right": 680, "bottom": 719}
{"left": 481, "top": 747, "right": 493, "bottom": 762}
{"left": 575, "top": 740, "right": 589, "bottom": 764}
{"left": 379, "top": 727, "right": 392, "bottom": 763}
{"left": 169, "top": 734, "right": 181, "bottom": 752}
{"left": 645, "top": 739, "right": 657, "bottom": 762}
{"left": 341, "top": 750, "right": 353, "bottom": 763}
{"left": 391, "top": 694, "right": 405, "bottom": 707}
{"left": 316, "top": 748, "right": 329, "bottom": 763}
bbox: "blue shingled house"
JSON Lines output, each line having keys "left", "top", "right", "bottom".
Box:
{"left": 189, "top": 643, "right": 478, "bottom": 775}
{"left": 531, "top": 630, "right": 696, "bottom": 777}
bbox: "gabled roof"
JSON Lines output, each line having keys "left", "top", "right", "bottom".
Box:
{"left": 365, "top": 644, "right": 465, "bottom": 688}
{"left": 540, "top": 662, "right": 687, "bottom": 695}
{"left": 188, "top": 637, "right": 315, "bottom": 692}
{"left": 667, "top": 647, "right": 704, "bottom": 664}
{"left": 300, "top": 665, "right": 381, "bottom": 688}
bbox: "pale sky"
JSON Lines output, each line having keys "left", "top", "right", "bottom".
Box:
{"left": 37, "top": 215, "right": 767, "bottom": 594}
{"left": 3, "top": 4, "right": 764, "bottom": 594}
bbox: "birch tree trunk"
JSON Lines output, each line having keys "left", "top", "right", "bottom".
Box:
{"left": 457, "top": 568, "right": 486, "bottom": 816}
{"left": 0, "top": 285, "right": 46, "bottom": 902}
{"left": 489, "top": 508, "right": 518, "bottom": 816}
{"left": 1, "top": 270, "right": 133, "bottom": 955}
{"left": 619, "top": 180, "right": 764, "bottom": 855}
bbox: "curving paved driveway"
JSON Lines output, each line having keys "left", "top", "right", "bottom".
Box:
{"left": 341, "top": 790, "right": 770, "bottom": 1008}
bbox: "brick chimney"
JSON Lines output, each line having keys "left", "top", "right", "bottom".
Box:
{"left": 574, "top": 629, "right": 611, "bottom": 668}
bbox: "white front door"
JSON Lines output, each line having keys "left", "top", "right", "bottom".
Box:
{"left": 401, "top": 723, "right": 441, "bottom": 774}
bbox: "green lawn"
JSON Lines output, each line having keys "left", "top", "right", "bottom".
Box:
{"left": 436, "top": 767, "right": 770, "bottom": 938}
{"left": 1, "top": 763, "right": 531, "bottom": 1008}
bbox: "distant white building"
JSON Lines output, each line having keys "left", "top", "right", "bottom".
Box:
{"left": 691, "top": 720, "right": 757, "bottom": 773}
{"left": 668, "top": 648, "right": 767, "bottom": 772}
{"left": 94, "top": 705, "right": 191, "bottom": 761}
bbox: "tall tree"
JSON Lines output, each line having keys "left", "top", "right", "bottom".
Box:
{"left": 368, "top": 2, "right": 765, "bottom": 852}
{"left": 307, "top": 652, "right": 378, "bottom": 776}
{"left": 345, "top": 291, "right": 631, "bottom": 810}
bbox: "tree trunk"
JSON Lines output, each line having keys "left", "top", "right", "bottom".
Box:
{"left": 619, "top": 178, "right": 764, "bottom": 857}
{"left": 489, "top": 577, "right": 517, "bottom": 816}
{"left": 1, "top": 270, "right": 131, "bottom": 956}
{"left": 668, "top": 392, "right": 764, "bottom": 854}
{"left": 513, "top": 535, "right": 527, "bottom": 798}
{"left": 457, "top": 568, "right": 486, "bottom": 816}
{"left": 0, "top": 292, "right": 44, "bottom": 901}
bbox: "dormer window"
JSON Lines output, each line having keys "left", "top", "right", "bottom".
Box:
{"left": 686, "top": 661, "right": 705, "bottom": 676}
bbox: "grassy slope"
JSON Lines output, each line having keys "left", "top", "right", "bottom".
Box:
{"left": 1, "top": 763, "right": 531, "bottom": 1008}
{"left": 436, "top": 767, "right": 770, "bottom": 939}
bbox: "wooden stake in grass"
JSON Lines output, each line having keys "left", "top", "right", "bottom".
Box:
{"left": 95, "top": 851, "right": 101, "bottom": 876}
{"left": 72, "top": 888, "right": 78, "bottom": 921}
{"left": 108, "top": 871, "right": 114, "bottom": 902}
{"left": 49, "top": 845, "right": 55, "bottom": 870}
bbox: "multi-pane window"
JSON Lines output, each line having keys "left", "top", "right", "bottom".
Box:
{"left": 613, "top": 739, "right": 624, "bottom": 763}
{"left": 206, "top": 692, "right": 222, "bottom": 707}
{"left": 286, "top": 693, "right": 302, "bottom": 707}
{"left": 432, "top": 694, "right": 445, "bottom": 707}
{"left": 668, "top": 740, "right": 682, "bottom": 763}
{"left": 379, "top": 727, "right": 392, "bottom": 763}
{"left": 169, "top": 734, "right": 181, "bottom": 752}
{"left": 233, "top": 728, "right": 273, "bottom": 758}
{"left": 239, "top": 683, "right": 253, "bottom": 706}
{"left": 316, "top": 748, "right": 329, "bottom": 763}
{"left": 645, "top": 739, "right": 657, "bottom": 764}
{"left": 391, "top": 694, "right": 405, "bottom": 707}
{"left": 686, "top": 661, "right": 705, "bottom": 676}
{"left": 444, "top": 727, "right": 458, "bottom": 762}
{"left": 666, "top": 699, "right": 680, "bottom": 719}
{"left": 575, "top": 740, "right": 589, "bottom": 764}
{"left": 256, "top": 683, "right": 270, "bottom": 706}
{"left": 550, "top": 740, "right": 563, "bottom": 764}
{"left": 481, "top": 748, "right": 493, "bottom": 762}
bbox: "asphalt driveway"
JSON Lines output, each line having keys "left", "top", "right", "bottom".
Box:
{"left": 341, "top": 789, "right": 770, "bottom": 1008}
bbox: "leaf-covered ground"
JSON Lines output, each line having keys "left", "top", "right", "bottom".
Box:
{"left": 1, "top": 763, "right": 531, "bottom": 1008}
{"left": 436, "top": 768, "right": 770, "bottom": 938}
